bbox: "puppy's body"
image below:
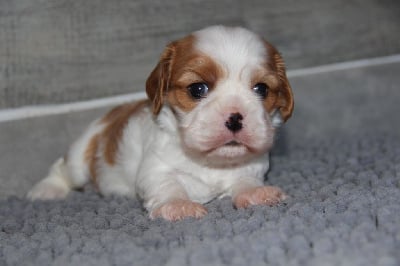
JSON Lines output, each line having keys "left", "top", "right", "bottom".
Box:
{"left": 28, "top": 26, "right": 294, "bottom": 221}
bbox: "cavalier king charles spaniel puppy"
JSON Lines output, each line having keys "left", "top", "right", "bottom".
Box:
{"left": 28, "top": 25, "right": 294, "bottom": 221}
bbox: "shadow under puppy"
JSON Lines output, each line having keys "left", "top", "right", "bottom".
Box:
{"left": 28, "top": 25, "right": 294, "bottom": 221}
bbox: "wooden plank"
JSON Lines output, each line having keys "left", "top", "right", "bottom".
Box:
{"left": 0, "top": 0, "right": 399, "bottom": 108}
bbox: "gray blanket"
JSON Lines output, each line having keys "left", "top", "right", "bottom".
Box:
{"left": 1, "top": 132, "right": 400, "bottom": 266}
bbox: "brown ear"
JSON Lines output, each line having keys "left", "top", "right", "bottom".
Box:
{"left": 266, "top": 43, "right": 294, "bottom": 122}
{"left": 145, "top": 42, "right": 176, "bottom": 115}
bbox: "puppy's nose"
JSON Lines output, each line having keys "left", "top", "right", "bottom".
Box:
{"left": 225, "top": 112, "right": 243, "bottom": 133}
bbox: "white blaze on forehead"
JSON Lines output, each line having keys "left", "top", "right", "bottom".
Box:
{"left": 193, "top": 26, "right": 267, "bottom": 77}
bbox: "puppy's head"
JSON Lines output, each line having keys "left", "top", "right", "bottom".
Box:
{"left": 146, "top": 26, "right": 294, "bottom": 166}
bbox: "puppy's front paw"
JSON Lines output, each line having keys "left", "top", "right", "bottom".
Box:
{"left": 150, "top": 199, "right": 208, "bottom": 221}
{"left": 27, "top": 180, "right": 69, "bottom": 200}
{"left": 233, "top": 186, "right": 287, "bottom": 209}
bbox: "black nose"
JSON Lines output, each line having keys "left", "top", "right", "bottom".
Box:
{"left": 225, "top": 112, "right": 243, "bottom": 133}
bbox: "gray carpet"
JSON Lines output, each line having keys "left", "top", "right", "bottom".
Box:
{"left": 1, "top": 132, "right": 400, "bottom": 266}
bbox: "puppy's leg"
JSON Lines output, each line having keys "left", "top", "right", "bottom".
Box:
{"left": 230, "top": 178, "right": 287, "bottom": 209}
{"left": 28, "top": 121, "right": 102, "bottom": 200}
{"left": 233, "top": 186, "right": 287, "bottom": 208}
{"left": 27, "top": 158, "right": 72, "bottom": 200}
{"left": 139, "top": 178, "right": 207, "bottom": 221}
{"left": 150, "top": 199, "right": 208, "bottom": 221}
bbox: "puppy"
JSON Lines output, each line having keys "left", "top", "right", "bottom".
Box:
{"left": 28, "top": 25, "right": 294, "bottom": 221}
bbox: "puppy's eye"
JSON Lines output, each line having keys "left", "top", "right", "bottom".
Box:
{"left": 252, "top": 83, "right": 269, "bottom": 99}
{"left": 187, "top": 82, "right": 209, "bottom": 99}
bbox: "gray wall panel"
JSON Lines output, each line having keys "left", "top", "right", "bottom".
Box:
{"left": 0, "top": 0, "right": 242, "bottom": 108}
{"left": 0, "top": 0, "right": 399, "bottom": 109}
{"left": 245, "top": 0, "right": 400, "bottom": 68}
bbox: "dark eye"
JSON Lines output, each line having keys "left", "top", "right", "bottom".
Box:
{"left": 187, "top": 82, "right": 209, "bottom": 99}
{"left": 253, "top": 83, "right": 269, "bottom": 99}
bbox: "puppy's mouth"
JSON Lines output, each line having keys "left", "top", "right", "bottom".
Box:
{"left": 212, "top": 139, "right": 256, "bottom": 151}
{"left": 201, "top": 139, "right": 258, "bottom": 160}
{"left": 183, "top": 135, "right": 268, "bottom": 166}
{"left": 224, "top": 140, "right": 242, "bottom": 146}
{"left": 223, "top": 140, "right": 256, "bottom": 152}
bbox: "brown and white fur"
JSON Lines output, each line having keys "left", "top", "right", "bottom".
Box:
{"left": 28, "top": 26, "right": 294, "bottom": 221}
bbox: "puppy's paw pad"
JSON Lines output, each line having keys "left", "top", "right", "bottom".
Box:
{"left": 150, "top": 199, "right": 208, "bottom": 221}
{"left": 234, "top": 186, "right": 287, "bottom": 209}
{"left": 27, "top": 181, "right": 69, "bottom": 200}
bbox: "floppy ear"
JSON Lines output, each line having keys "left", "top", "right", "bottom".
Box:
{"left": 266, "top": 43, "right": 294, "bottom": 122}
{"left": 146, "top": 42, "right": 176, "bottom": 115}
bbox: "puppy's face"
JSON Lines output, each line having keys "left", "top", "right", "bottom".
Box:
{"left": 146, "top": 26, "right": 294, "bottom": 166}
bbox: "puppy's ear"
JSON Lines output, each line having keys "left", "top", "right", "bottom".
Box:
{"left": 266, "top": 43, "right": 294, "bottom": 122}
{"left": 146, "top": 42, "right": 177, "bottom": 115}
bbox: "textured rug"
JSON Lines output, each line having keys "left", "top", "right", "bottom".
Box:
{"left": 1, "top": 132, "right": 400, "bottom": 266}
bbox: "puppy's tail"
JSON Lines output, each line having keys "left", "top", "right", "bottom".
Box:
{"left": 27, "top": 157, "right": 73, "bottom": 200}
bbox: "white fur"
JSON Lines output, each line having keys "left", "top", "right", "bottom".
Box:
{"left": 194, "top": 26, "right": 267, "bottom": 75}
{"left": 28, "top": 26, "right": 284, "bottom": 219}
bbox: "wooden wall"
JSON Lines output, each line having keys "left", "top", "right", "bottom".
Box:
{"left": 1, "top": 0, "right": 399, "bottom": 108}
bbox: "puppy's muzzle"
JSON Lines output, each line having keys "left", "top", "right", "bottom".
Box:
{"left": 225, "top": 112, "right": 243, "bottom": 133}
